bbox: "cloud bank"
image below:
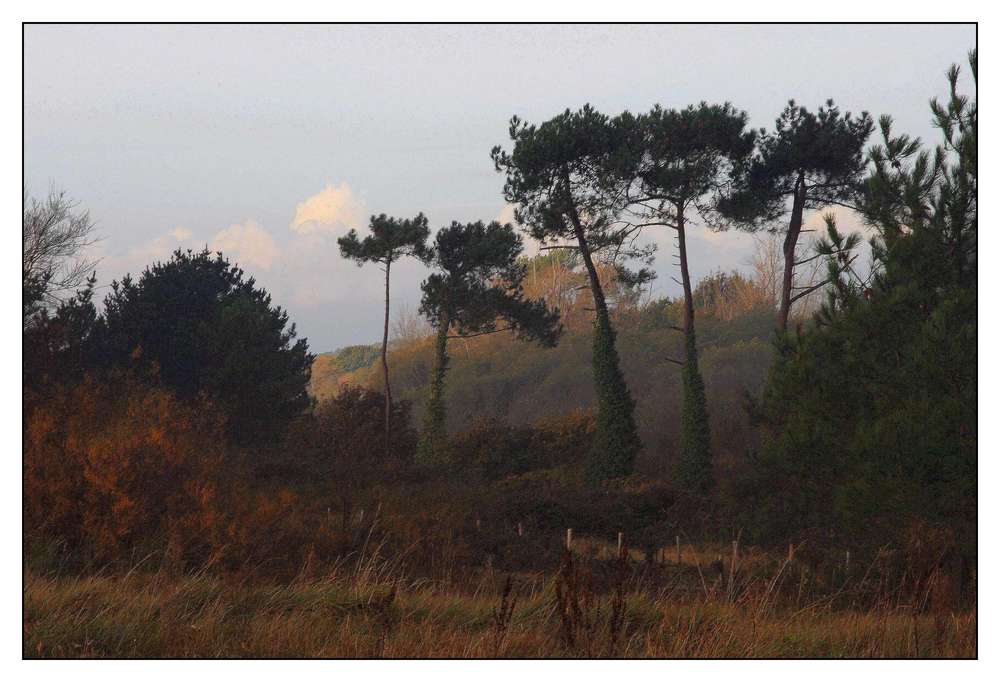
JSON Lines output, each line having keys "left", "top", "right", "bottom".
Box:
{"left": 290, "top": 183, "right": 366, "bottom": 235}
{"left": 210, "top": 220, "right": 278, "bottom": 271}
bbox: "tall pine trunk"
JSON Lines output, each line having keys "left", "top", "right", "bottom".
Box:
{"left": 381, "top": 260, "right": 393, "bottom": 460}
{"left": 565, "top": 193, "right": 640, "bottom": 483}
{"left": 417, "top": 312, "right": 450, "bottom": 466}
{"left": 778, "top": 173, "right": 807, "bottom": 331}
{"left": 675, "top": 206, "right": 713, "bottom": 493}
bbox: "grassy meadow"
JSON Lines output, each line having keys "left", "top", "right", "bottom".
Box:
{"left": 24, "top": 538, "right": 976, "bottom": 659}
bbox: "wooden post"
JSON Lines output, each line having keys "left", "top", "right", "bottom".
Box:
{"left": 566, "top": 528, "right": 573, "bottom": 551}
{"left": 517, "top": 522, "right": 524, "bottom": 537}
{"left": 617, "top": 532, "right": 623, "bottom": 557}
{"left": 845, "top": 549, "right": 851, "bottom": 574}
{"left": 676, "top": 535, "right": 682, "bottom": 564}
{"left": 788, "top": 543, "right": 795, "bottom": 562}
{"left": 475, "top": 517, "right": 481, "bottom": 531}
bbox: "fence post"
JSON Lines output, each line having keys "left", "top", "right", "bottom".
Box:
{"left": 676, "top": 535, "right": 682, "bottom": 564}
{"left": 566, "top": 528, "right": 573, "bottom": 551}
{"left": 617, "top": 531, "right": 623, "bottom": 557}
{"left": 788, "top": 543, "right": 795, "bottom": 562}
{"left": 845, "top": 549, "right": 851, "bottom": 574}
{"left": 517, "top": 522, "right": 524, "bottom": 537}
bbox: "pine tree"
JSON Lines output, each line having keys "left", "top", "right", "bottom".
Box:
{"left": 416, "top": 220, "right": 561, "bottom": 466}
{"left": 617, "top": 103, "right": 757, "bottom": 491}
{"left": 492, "top": 106, "right": 650, "bottom": 482}
{"left": 741, "top": 51, "right": 976, "bottom": 553}
{"left": 719, "top": 100, "right": 873, "bottom": 330}
{"left": 93, "top": 248, "right": 312, "bottom": 447}
{"left": 339, "top": 213, "right": 431, "bottom": 459}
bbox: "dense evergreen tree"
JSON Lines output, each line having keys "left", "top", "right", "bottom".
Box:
{"left": 739, "top": 52, "right": 976, "bottom": 556}
{"left": 416, "top": 220, "right": 562, "bottom": 465}
{"left": 93, "top": 248, "right": 313, "bottom": 447}
{"left": 23, "top": 275, "right": 98, "bottom": 410}
{"left": 492, "top": 106, "right": 650, "bottom": 482}
{"left": 719, "top": 100, "right": 873, "bottom": 330}
{"left": 339, "top": 213, "right": 432, "bottom": 459}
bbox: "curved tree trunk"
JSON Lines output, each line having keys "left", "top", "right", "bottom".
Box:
{"left": 563, "top": 177, "right": 640, "bottom": 481}
{"left": 778, "top": 173, "right": 807, "bottom": 331}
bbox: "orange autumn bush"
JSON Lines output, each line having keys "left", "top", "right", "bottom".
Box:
{"left": 24, "top": 374, "right": 227, "bottom": 568}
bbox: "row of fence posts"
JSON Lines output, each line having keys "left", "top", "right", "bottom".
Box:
{"left": 470, "top": 520, "right": 853, "bottom": 573}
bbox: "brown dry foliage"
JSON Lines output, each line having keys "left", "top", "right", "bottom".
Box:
{"left": 24, "top": 375, "right": 227, "bottom": 568}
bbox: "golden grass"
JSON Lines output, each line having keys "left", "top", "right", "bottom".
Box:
{"left": 24, "top": 558, "right": 976, "bottom": 659}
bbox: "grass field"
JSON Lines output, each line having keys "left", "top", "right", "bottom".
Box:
{"left": 23, "top": 545, "right": 976, "bottom": 659}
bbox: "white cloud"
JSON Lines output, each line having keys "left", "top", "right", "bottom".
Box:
{"left": 211, "top": 219, "right": 279, "bottom": 271}
{"left": 91, "top": 225, "right": 196, "bottom": 288}
{"left": 290, "top": 183, "right": 367, "bottom": 235}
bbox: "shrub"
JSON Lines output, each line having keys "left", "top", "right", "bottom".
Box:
{"left": 23, "top": 374, "right": 227, "bottom": 568}
{"left": 531, "top": 410, "right": 596, "bottom": 470}
{"left": 449, "top": 411, "right": 596, "bottom": 481}
{"left": 451, "top": 416, "right": 534, "bottom": 480}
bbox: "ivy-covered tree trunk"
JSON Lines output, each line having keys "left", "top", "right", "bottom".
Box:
{"left": 677, "top": 330, "right": 713, "bottom": 493}
{"left": 417, "top": 311, "right": 450, "bottom": 467}
{"left": 588, "top": 306, "right": 641, "bottom": 482}
{"left": 675, "top": 208, "right": 713, "bottom": 493}
{"left": 564, "top": 193, "right": 640, "bottom": 483}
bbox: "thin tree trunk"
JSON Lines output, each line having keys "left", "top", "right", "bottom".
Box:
{"left": 676, "top": 204, "right": 695, "bottom": 338}
{"left": 382, "top": 260, "right": 392, "bottom": 459}
{"left": 778, "top": 173, "right": 807, "bottom": 331}
{"left": 565, "top": 210, "right": 608, "bottom": 318}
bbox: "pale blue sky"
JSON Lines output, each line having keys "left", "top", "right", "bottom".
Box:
{"left": 24, "top": 24, "right": 976, "bottom": 351}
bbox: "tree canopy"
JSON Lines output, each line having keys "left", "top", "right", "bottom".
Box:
{"left": 93, "top": 248, "right": 313, "bottom": 447}
{"left": 417, "top": 220, "right": 562, "bottom": 464}
{"left": 719, "top": 100, "right": 873, "bottom": 329}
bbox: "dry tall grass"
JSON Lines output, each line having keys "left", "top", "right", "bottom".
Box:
{"left": 24, "top": 546, "right": 976, "bottom": 659}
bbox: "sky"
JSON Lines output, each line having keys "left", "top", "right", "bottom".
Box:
{"left": 24, "top": 24, "right": 976, "bottom": 351}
